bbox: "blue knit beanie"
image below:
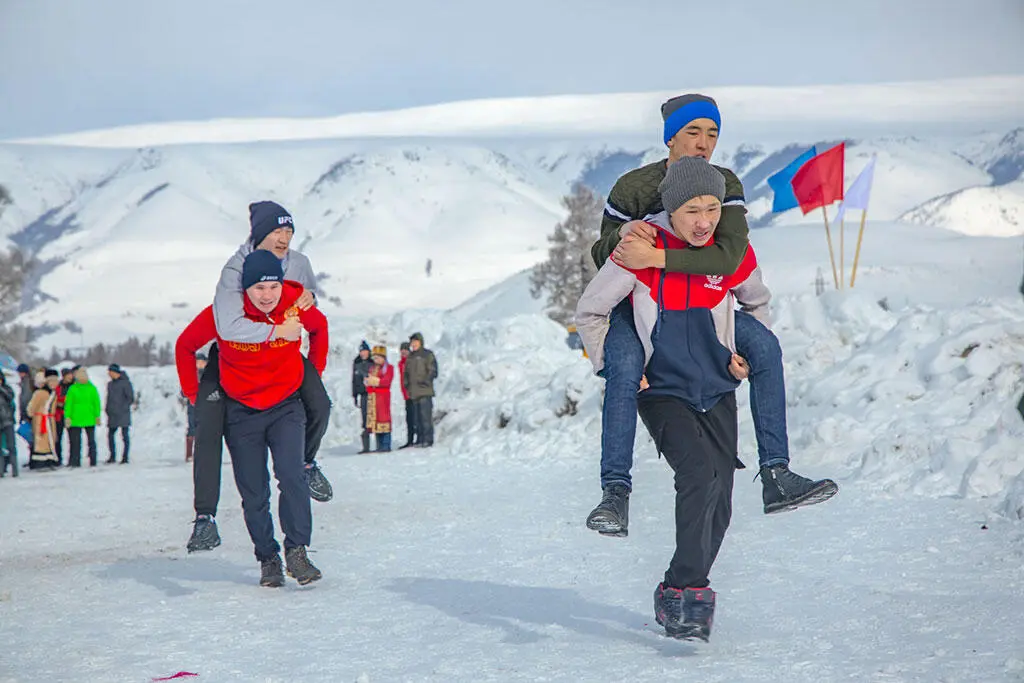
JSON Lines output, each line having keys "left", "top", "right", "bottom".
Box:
{"left": 249, "top": 201, "right": 294, "bottom": 248}
{"left": 661, "top": 94, "right": 721, "bottom": 145}
{"left": 359, "top": 340, "right": 370, "bottom": 352}
{"left": 241, "top": 249, "right": 285, "bottom": 290}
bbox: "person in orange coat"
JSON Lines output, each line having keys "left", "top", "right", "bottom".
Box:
{"left": 364, "top": 345, "right": 394, "bottom": 452}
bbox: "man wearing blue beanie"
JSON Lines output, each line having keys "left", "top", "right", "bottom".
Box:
{"left": 184, "top": 201, "right": 334, "bottom": 555}
{"left": 584, "top": 94, "right": 837, "bottom": 538}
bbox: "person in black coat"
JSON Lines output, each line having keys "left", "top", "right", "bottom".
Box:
{"left": 352, "top": 341, "right": 374, "bottom": 453}
{"left": 105, "top": 363, "right": 135, "bottom": 464}
{"left": 0, "top": 372, "right": 17, "bottom": 477}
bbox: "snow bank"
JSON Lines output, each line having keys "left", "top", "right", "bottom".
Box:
{"left": 901, "top": 180, "right": 1024, "bottom": 237}
{"left": 105, "top": 287, "right": 1024, "bottom": 520}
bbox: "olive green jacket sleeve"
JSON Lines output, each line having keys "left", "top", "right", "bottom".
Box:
{"left": 590, "top": 161, "right": 750, "bottom": 276}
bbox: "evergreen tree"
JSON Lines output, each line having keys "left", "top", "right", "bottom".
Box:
{"left": 529, "top": 184, "right": 604, "bottom": 327}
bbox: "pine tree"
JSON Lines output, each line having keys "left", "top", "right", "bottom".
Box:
{"left": 529, "top": 184, "right": 604, "bottom": 327}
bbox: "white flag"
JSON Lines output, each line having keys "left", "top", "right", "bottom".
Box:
{"left": 835, "top": 156, "right": 876, "bottom": 223}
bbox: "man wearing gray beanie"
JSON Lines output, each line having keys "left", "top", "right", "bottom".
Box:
{"left": 582, "top": 94, "right": 837, "bottom": 543}
{"left": 575, "top": 154, "right": 774, "bottom": 641}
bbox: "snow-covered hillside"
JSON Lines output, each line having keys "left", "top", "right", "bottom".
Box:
{"left": 1, "top": 76, "right": 1022, "bottom": 352}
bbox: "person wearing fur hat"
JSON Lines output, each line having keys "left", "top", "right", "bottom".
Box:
{"left": 404, "top": 332, "right": 438, "bottom": 448}
{"left": 185, "top": 201, "right": 334, "bottom": 553}
{"left": 27, "top": 369, "right": 61, "bottom": 470}
{"left": 352, "top": 341, "right": 374, "bottom": 453}
{"left": 577, "top": 156, "right": 769, "bottom": 641}
{"left": 177, "top": 249, "right": 328, "bottom": 586}
{"left": 364, "top": 345, "right": 395, "bottom": 452}
{"left": 584, "top": 94, "right": 836, "bottom": 540}
{"left": 64, "top": 366, "right": 102, "bottom": 467}
{"left": 397, "top": 341, "right": 417, "bottom": 448}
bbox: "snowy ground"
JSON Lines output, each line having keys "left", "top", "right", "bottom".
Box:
{"left": 2, "top": 440, "right": 1023, "bottom": 682}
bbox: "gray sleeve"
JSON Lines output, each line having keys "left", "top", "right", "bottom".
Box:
{"left": 285, "top": 252, "right": 320, "bottom": 297}
{"left": 574, "top": 261, "right": 637, "bottom": 374}
{"left": 732, "top": 265, "right": 772, "bottom": 329}
{"left": 212, "top": 247, "right": 275, "bottom": 344}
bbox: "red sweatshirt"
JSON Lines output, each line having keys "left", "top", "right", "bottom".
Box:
{"left": 397, "top": 357, "right": 409, "bottom": 400}
{"left": 175, "top": 280, "right": 328, "bottom": 409}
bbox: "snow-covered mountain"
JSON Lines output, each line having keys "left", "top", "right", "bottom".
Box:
{"left": 1, "top": 76, "right": 1022, "bottom": 350}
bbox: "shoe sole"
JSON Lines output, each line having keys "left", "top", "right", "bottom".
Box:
{"left": 586, "top": 518, "right": 628, "bottom": 537}
{"left": 665, "top": 625, "right": 710, "bottom": 642}
{"left": 309, "top": 489, "right": 333, "bottom": 503}
{"left": 186, "top": 537, "right": 222, "bottom": 553}
{"left": 764, "top": 480, "right": 839, "bottom": 515}
{"left": 260, "top": 577, "right": 284, "bottom": 588}
{"left": 287, "top": 570, "right": 323, "bottom": 586}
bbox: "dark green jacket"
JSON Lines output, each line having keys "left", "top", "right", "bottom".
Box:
{"left": 403, "top": 348, "right": 438, "bottom": 400}
{"left": 591, "top": 158, "right": 749, "bottom": 275}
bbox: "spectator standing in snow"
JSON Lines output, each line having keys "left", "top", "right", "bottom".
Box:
{"left": 16, "top": 363, "right": 32, "bottom": 426}
{"left": 52, "top": 368, "right": 74, "bottom": 465}
{"left": 577, "top": 157, "right": 771, "bottom": 641}
{"left": 352, "top": 341, "right": 373, "bottom": 453}
{"left": 397, "top": 341, "right": 417, "bottom": 448}
{"left": 180, "top": 200, "right": 334, "bottom": 554}
{"left": 0, "top": 372, "right": 18, "bottom": 477}
{"left": 105, "top": 363, "right": 135, "bottom": 464}
{"left": 207, "top": 250, "right": 327, "bottom": 586}
{"left": 364, "top": 345, "right": 394, "bottom": 452}
{"left": 27, "top": 369, "right": 60, "bottom": 470}
{"left": 403, "top": 332, "right": 438, "bottom": 448}
{"left": 64, "top": 366, "right": 102, "bottom": 467}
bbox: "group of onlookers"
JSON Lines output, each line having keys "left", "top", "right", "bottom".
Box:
{"left": 0, "top": 362, "right": 135, "bottom": 476}
{"left": 352, "top": 332, "right": 438, "bottom": 453}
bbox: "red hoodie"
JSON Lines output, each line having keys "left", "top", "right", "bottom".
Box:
{"left": 397, "top": 356, "right": 409, "bottom": 400}
{"left": 175, "top": 280, "right": 328, "bottom": 409}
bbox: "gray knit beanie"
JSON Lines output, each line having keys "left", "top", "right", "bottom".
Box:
{"left": 658, "top": 157, "right": 726, "bottom": 216}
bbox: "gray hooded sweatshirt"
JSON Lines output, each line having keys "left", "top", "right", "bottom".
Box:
{"left": 212, "top": 242, "right": 320, "bottom": 344}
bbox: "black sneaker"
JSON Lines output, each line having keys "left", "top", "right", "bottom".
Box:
{"left": 585, "top": 484, "right": 630, "bottom": 537}
{"left": 186, "top": 514, "right": 222, "bottom": 553}
{"left": 305, "top": 461, "right": 333, "bottom": 503}
{"left": 285, "top": 546, "right": 322, "bottom": 585}
{"left": 760, "top": 464, "right": 839, "bottom": 515}
{"left": 654, "top": 583, "right": 716, "bottom": 642}
{"left": 260, "top": 554, "right": 284, "bottom": 588}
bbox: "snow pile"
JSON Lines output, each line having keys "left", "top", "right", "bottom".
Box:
{"left": 901, "top": 179, "right": 1024, "bottom": 237}
{"left": 774, "top": 292, "right": 1024, "bottom": 512}
{"left": 96, "top": 286, "right": 1024, "bottom": 520}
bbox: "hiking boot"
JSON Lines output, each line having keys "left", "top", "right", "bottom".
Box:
{"left": 285, "top": 546, "right": 322, "bottom": 586}
{"left": 260, "top": 554, "right": 284, "bottom": 588}
{"left": 105, "top": 456, "right": 117, "bottom": 464}
{"left": 586, "top": 484, "right": 630, "bottom": 537}
{"left": 305, "top": 461, "right": 333, "bottom": 503}
{"left": 186, "top": 514, "right": 222, "bottom": 553}
{"left": 760, "top": 464, "right": 839, "bottom": 515}
{"left": 654, "top": 583, "right": 716, "bottom": 642}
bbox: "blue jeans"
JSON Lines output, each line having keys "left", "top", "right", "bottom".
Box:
{"left": 599, "top": 304, "right": 789, "bottom": 490}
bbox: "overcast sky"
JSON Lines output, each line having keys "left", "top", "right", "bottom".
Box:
{"left": 1, "top": 0, "right": 1022, "bottom": 138}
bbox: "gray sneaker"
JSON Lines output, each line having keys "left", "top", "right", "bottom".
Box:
{"left": 186, "top": 515, "right": 222, "bottom": 553}
{"left": 305, "top": 461, "right": 333, "bottom": 503}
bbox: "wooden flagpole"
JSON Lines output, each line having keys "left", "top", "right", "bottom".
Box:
{"left": 839, "top": 216, "right": 845, "bottom": 289}
{"left": 850, "top": 209, "right": 868, "bottom": 287}
{"left": 821, "top": 205, "right": 839, "bottom": 289}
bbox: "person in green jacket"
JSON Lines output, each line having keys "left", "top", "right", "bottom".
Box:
{"left": 63, "top": 366, "right": 102, "bottom": 467}
{"left": 583, "top": 94, "right": 837, "bottom": 539}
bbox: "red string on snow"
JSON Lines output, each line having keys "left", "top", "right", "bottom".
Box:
{"left": 152, "top": 673, "right": 198, "bottom": 681}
